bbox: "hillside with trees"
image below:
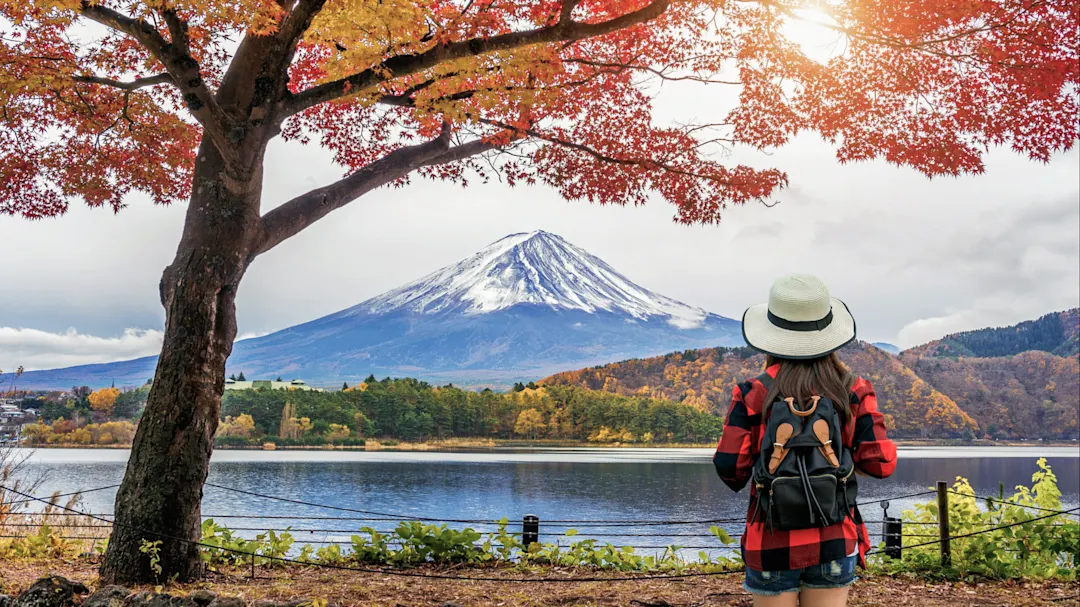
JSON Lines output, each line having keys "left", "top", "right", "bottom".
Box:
{"left": 544, "top": 342, "right": 980, "bottom": 439}
{"left": 904, "top": 309, "right": 1079, "bottom": 358}
{"left": 545, "top": 328, "right": 1079, "bottom": 440}
{"left": 901, "top": 350, "right": 1079, "bottom": 439}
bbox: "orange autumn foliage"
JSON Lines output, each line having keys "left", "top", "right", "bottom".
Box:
{"left": 545, "top": 341, "right": 990, "bottom": 439}
{"left": 3, "top": 0, "right": 1078, "bottom": 220}
{"left": 88, "top": 387, "right": 121, "bottom": 415}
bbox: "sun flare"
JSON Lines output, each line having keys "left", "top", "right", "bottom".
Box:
{"left": 780, "top": 7, "right": 848, "bottom": 64}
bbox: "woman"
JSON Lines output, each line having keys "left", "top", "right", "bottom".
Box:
{"left": 714, "top": 274, "right": 897, "bottom": 607}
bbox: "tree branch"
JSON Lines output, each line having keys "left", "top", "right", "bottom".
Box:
{"left": 160, "top": 8, "right": 189, "bottom": 53}
{"left": 73, "top": 73, "right": 173, "bottom": 91}
{"left": 480, "top": 118, "right": 748, "bottom": 187}
{"left": 213, "top": 0, "right": 327, "bottom": 144}
{"left": 78, "top": 2, "right": 235, "bottom": 160}
{"left": 559, "top": 0, "right": 582, "bottom": 25}
{"left": 276, "top": 0, "right": 328, "bottom": 51}
{"left": 255, "top": 124, "right": 506, "bottom": 255}
{"left": 282, "top": 0, "right": 670, "bottom": 116}
{"left": 565, "top": 58, "right": 741, "bottom": 84}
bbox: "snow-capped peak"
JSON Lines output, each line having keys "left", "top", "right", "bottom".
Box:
{"left": 351, "top": 230, "right": 712, "bottom": 328}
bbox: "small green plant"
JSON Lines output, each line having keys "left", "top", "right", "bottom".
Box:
{"left": 139, "top": 539, "right": 163, "bottom": 580}
{"left": 200, "top": 519, "right": 294, "bottom": 568}
{"left": 315, "top": 542, "right": 345, "bottom": 564}
{"left": 0, "top": 522, "right": 90, "bottom": 561}
{"left": 191, "top": 517, "right": 743, "bottom": 573}
{"left": 870, "top": 458, "right": 1079, "bottom": 581}
{"left": 392, "top": 521, "right": 485, "bottom": 565}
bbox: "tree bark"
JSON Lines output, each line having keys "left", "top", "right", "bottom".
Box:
{"left": 99, "top": 137, "right": 262, "bottom": 583}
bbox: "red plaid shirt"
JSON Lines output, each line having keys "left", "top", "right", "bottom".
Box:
{"left": 713, "top": 364, "right": 897, "bottom": 572}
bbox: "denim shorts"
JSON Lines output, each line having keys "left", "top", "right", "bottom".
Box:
{"left": 743, "top": 553, "right": 858, "bottom": 596}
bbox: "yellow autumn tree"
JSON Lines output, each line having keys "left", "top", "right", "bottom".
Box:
{"left": 514, "top": 409, "right": 546, "bottom": 440}
{"left": 88, "top": 387, "right": 121, "bottom": 415}
{"left": 326, "top": 424, "right": 351, "bottom": 442}
{"left": 279, "top": 402, "right": 301, "bottom": 439}
{"left": 219, "top": 414, "right": 256, "bottom": 438}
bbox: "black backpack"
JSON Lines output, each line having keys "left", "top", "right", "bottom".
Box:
{"left": 750, "top": 373, "right": 858, "bottom": 531}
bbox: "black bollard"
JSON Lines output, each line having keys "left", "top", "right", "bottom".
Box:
{"left": 884, "top": 516, "right": 902, "bottom": 559}
{"left": 523, "top": 514, "right": 539, "bottom": 547}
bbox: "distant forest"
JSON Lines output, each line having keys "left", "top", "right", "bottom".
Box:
{"left": 907, "top": 309, "right": 1079, "bottom": 358}
{"left": 218, "top": 378, "right": 722, "bottom": 446}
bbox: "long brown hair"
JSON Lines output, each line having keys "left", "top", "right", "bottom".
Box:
{"left": 763, "top": 353, "right": 854, "bottom": 427}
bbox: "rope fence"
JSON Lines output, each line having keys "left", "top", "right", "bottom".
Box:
{"left": 3, "top": 481, "right": 1077, "bottom": 583}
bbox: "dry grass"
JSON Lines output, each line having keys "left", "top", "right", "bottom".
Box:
{"left": 1, "top": 559, "right": 1077, "bottom": 606}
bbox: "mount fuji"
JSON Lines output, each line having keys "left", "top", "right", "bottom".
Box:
{"left": 17, "top": 231, "right": 743, "bottom": 388}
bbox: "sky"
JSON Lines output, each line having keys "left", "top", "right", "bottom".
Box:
{"left": 1, "top": 21, "right": 1078, "bottom": 372}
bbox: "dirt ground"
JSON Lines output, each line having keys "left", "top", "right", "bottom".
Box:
{"left": 0, "top": 560, "right": 1076, "bottom": 607}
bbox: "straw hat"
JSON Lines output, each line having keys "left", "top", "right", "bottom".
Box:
{"left": 742, "top": 274, "right": 856, "bottom": 359}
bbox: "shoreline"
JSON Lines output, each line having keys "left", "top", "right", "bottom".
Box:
{"left": 10, "top": 437, "right": 1079, "bottom": 451}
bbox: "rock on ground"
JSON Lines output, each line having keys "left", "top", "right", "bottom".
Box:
{"left": 11, "top": 578, "right": 89, "bottom": 607}
{"left": 82, "top": 587, "right": 131, "bottom": 607}
{"left": 205, "top": 598, "right": 244, "bottom": 607}
{"left": 185, "top": 591, "right": 215, "bottom": 607}
{"left": 120, "top": 592, "right": 198, "bottom": 607}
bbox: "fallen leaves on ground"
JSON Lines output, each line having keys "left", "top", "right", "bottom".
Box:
{"left": 0, "top": 561, "right": 1076, "bottom": 607}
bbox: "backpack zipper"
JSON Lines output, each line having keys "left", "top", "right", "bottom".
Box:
{"left": 840, "top": 465, "right": 855, "bottom": 520}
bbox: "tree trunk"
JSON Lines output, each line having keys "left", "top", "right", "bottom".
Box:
{"left": 100, "top": 137, "right": 262, "bottom": 584}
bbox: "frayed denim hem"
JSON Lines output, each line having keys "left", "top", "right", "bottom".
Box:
{"left": 801, "top": 576, "right": 859, "bottom": 590}
{"left": 742, "top": 581, "right": 800, "bottom": 596}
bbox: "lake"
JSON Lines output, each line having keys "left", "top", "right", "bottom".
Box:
{"left": 9, "top": 446, "right": 1079, "bottom": 553}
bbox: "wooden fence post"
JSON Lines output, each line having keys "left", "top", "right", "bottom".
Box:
{"left": 936, "top": 481, "right": 951, "bottom": 567}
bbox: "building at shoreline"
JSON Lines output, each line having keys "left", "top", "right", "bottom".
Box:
{"left": 223, "top": 378, "right": 323, "bottom": 392}
{"left": 0, "top": 401, "right": 34, "bottom": 444}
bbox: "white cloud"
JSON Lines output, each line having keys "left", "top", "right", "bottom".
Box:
{"left": 236, "top": 331, "right": 269, "bottom": 341}
{"left": 0, "top": 327, "right": 164, "bottom": 371}
{"left": 0, "top": 327, "right": 273, "bottom": 371}
{"left": 897, "top": 311, "right": 997, "bottom": 349}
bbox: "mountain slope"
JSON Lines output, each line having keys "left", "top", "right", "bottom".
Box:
{"left": 901, "top": 351, "right": 1079, "bottom": 439}
{"left": 544, "top": 341, "right": 980, "bottom": 439}
{"left": 352, "top": 231, "right": 712, "bottom": 326}
{"left": 893, "top": 309, "right": 1080, "bottom": 439}
{"left": 903, "top": 309, "right": 1079, "bottom": 358}
{"left": 17, "top": 231, "right": 742, "bottom": 389}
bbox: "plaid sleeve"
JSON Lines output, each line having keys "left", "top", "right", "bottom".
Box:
{"left": 714, "top": 381, "right": 757, "bottom": 492}
{"left": 849, "top": 378, "right": 897, "bottom": 479}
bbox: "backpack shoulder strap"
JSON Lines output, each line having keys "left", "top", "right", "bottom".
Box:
{"left": 755, "top": 371, "right": 778, "bottom": 422}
